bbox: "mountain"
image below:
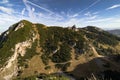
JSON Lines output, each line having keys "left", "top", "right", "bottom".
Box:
{"left": 0, "top": 20, "right": 120, "bottom": 80}
{"left": 108, "top": 29, "right": 120, "bottom": 37}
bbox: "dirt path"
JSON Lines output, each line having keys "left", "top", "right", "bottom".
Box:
{"left": 32, "top": 24, "right": 41, "bottom": 53}
{"left": 84, "top": 35, "right": 119, "bottom": 69}
{"left": 84, "top": 35, "right": 102, "bottom": 57}
{"left": 89, "top": 43, "right": 119, "bottom": 68}
{"left": 90, "top": 44, "right": 103, "bottom": 57}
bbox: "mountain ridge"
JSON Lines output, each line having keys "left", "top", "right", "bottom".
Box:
{"left": 0, "top": 20, "right": 120, "bottom": 80}
{"left": 108, "top": 29, "right": 120, "bottom": 37}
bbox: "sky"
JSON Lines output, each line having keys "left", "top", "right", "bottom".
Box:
{"left": 0, "top": 0, "right": 120, "bottom": 33}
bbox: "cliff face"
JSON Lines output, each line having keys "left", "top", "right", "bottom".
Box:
{"left": 0, "top": 20, "right": 120, "bottom": 80}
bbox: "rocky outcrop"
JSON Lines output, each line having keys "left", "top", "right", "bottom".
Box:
{"left": 0, "top": 32, "right": 37, "bottom": 80}
{"left": 14, "top": 22, "right": 24, "bottom": 31}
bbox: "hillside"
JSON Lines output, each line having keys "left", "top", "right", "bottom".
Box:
{"left": 0, "top": 20, "right": 120, "bottom": 80}
{"left": 108, "top": 29, "right": 120, "bottom": 37}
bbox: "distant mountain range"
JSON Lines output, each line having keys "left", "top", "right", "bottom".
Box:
{"left": 108, "top": 29, "right": 120, "bottom": 37}
{"left": 0, "top": 20, "right": 120, "bottom": 80}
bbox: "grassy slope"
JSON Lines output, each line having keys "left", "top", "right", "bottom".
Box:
{"left": 18, "top": 24, "right": 120, "bottom": 79}
{"left": 0, "top": 21, "right": 120, "bottom": 79}
{"left": 0, "top": 20, "right": 32, "bottom": 67}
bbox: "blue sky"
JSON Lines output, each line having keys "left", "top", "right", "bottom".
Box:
{"left": 0, "top": 0, "right": 120, "bottom": 33}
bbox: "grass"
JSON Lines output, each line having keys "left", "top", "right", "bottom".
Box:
{"left": 15, "top": 74, "right": 70, "bottom": 80}
{"left": 0, "top": 20, "right": 33, "bottom": 67}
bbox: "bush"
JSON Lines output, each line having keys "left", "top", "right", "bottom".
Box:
{"left": 55, "top": 62, "right": 71, "bottom": 71}
{"left": 52, "top": 44, "right": 71, "bottom": 63}
{"left": 0, "top": 20, "right": 32, "bottom": 67}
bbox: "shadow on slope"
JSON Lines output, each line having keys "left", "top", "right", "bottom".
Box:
{"left": 70, "top": 56, "right": 120, "bottom": 80}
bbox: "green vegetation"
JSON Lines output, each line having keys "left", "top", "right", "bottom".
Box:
{"left": 36, "top": 25, "right": 85, "bottom": 64}
{"left": 15, "top": 75, "right": 36, "bottom": 80}
{"left": 18, "top": 40, "right": 38, "bottom": 67}
{"left": 96, "top": 46, "right": 117, "bottom": 56}
{"left": 84, "top": 26, "right": 119, "bottom": 46}
{"left": 85, "top": 32, "right": 97, "bottom": 39}
{"left": 0, "top": 20, "right": 120, "bottom": 80}
{"left": 97, "top": 34, "right": 118, "bottom": 46}
{"left": 0, "top": 20, "right": 32, "bottom": 67}
{"left": 55, "top": 62, "right": 71, "bottom": 71}
{"left": 45, "top": 66, "right": 51, "bottom": 70}
{"left": 15, "top": 74, "right": 70, "bottom": 80}
{"left": 52, "top": 44, "right": 71, "bottom": 63}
